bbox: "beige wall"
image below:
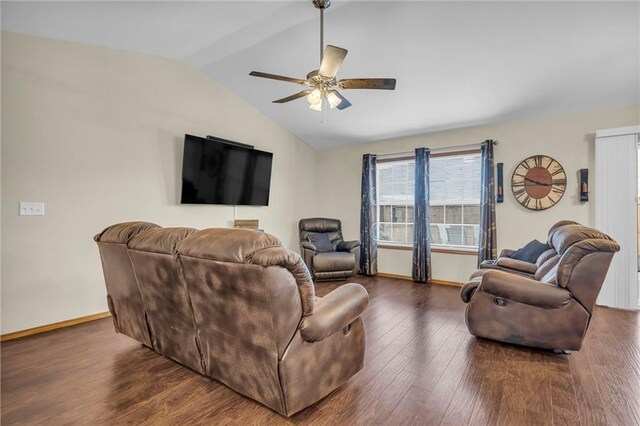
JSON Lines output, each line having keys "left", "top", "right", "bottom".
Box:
{"left": 0, "top": 32, "right": 317, "bottom": 334}
{"left": 316, "top": 105, "right": 640, "bottom": 282}
{"left": 2, "top": 31, "right": 639, "bottom": 334}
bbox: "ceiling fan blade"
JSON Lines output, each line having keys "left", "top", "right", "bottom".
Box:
{"left": 319, "top": 45, "right": 348, "bottom": 79}
{"left": 249, "top": 71, "right": 307, "bottom": 85}
{"left": 333, "top": 91, "right": 352, "bottom": 110}
{"left": 272, "top": 90, "right": 313, "bottom": 104}
{"left": 338, "top": 78, "right": 397, "bottom": 90}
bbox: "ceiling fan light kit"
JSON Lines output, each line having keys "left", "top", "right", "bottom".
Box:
{"left": 249, "top": 0, "right": 396, "bottom": 112}
{"left": 326, "top": 91, "right": 342, "bottom": 109}
{"left": 307, "top": 87, "right": 323, "bottom": 109}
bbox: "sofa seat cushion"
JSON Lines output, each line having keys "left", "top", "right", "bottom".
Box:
{"left": 313, "top": 252, "right": 355, "bottom": 272}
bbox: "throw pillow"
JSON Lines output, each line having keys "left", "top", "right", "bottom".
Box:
{"left": 307, "top": 233, "right": 334, "bottom": 253}
{"left": 508, "top": 240, "right": 551, "bottom": 264}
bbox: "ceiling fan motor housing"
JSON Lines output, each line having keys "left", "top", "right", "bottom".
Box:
{"left": 313, "top": 0, "right": 331, "bottom": 10}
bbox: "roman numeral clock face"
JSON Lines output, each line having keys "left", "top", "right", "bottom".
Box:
{"left": 511, "top": 155, "right": 566, "bottom": 210}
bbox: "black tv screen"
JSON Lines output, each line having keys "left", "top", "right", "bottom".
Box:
{"left": 180, "top": 134, "right": 273, "bottom": 206}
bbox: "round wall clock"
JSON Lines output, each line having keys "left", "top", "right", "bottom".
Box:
{"left": 511, "top": 155, "right": 566, "bottom": 211}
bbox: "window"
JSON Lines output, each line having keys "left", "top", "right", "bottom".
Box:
{"left": 376, "top": 150, "right": 482, "bottom": 251}
{"left": 377, "top": 158, "right": 415, "bottom": 245}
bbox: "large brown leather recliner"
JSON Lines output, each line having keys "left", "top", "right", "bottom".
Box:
{"left": 461, "top": 223, "right": 619, "bottom": 351}
{"left": 95, "top": 222, "right": 369, "bottom": 417}
{"left": 299, "top": 218, "right": 360, "bottom": 281}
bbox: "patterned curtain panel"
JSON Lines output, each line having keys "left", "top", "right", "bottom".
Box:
{"left": 478, "top": 140, "right": 497, "bottom": 265}
{"left": 360, "top": 154, "right": 378, "bottom": 276}
{"left": 412, "top": 148, "right": 431, "bottom": 283}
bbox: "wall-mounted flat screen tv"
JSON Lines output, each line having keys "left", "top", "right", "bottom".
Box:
{"left": 180, "top": 134, "right": 273, "bottom": 206}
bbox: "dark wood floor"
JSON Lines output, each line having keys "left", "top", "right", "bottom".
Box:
{"left": 2, "top": 277, "right": 640, "bottom": 425}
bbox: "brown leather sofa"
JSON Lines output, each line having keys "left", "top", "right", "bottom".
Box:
{"left": 299, "top": 218, "right": 360, "bottom": 281}
{"left": 473, "top": 220, "right": 579, "bottom": 279}
{"left": 95, "top": 222, "right": 369, "bottom": 416}
{"left": 461, "top": 223, "right": 619, "bottom": 351}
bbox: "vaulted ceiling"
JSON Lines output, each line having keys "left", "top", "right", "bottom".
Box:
{"left": 3, "top": 1, "right": 638, "bottom": 148}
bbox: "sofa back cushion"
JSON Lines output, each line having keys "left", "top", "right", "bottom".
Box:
{"left": 94, "top": 221, "right": 160, "bottom": 244}
{"left": 534, "top": 254, "right": 560, "bottom": 281}
{"left": 551, "top": 227, "right": 620, "bottom": 312}
{"left": 560, "top": 249, "right": 616, "bottom": 313}
{"left": 547, "top": 220, "right": 580, "bottom": 240}
{"left": 94, "top": 221, "right": 159, "bottom": 347}
{"left": 127, "top": 227, "right": 203, "bottom": 373}
{"left": 549, "top": 224, "right": 614, "bottom": 256}
{"left": 176, "top": 228, "right": 313, "bottom": 414}
{"left": 535, "top": 248, "right": 557, "bottom": 268}
{"left": 178, "top": 228, "right": 282, "bottom": 262}
{"left": 537, "top": 225, "right": 619, "bottom": 296}
{"left": 556, "top": 238, "right": 620, "bottom": 287}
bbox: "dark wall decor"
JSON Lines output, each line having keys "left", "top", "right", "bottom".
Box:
{"left": 579, "top": 169, "right": 589, "bottom": 202}
{"left": 496, "top": 162, "right": 504, "bottom": 203}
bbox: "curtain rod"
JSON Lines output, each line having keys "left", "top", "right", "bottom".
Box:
{"left": 375, "top": 140, "right": 498, "bottom": 159}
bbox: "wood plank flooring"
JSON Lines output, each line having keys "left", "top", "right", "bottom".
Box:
{"left": 2, "top": 276, "right": 639, "bottom": 425}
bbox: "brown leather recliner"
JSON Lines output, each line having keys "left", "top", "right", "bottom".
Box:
{"left": 95, "top": 222, "right": 369, "bottom": 417}
{"left": 299, "top": 218, "right": 360, "bottom": 281}
{"left": 461, "top": 223, "right": 619, "bottom": 351}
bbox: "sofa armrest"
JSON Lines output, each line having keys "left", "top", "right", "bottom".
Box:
{"left": 299, "top": 283, "right": 369, "bottom": 342}
{"left": 499, "top": 249, "right": 515, "bottom": 258}
{"left": 480, "top": 270, "right": 572, "bottom": 309}
{"left": 461, "top": 278, "right": 482, "bottom": 303}
{"left": 337, "top": 240, "right": 360, "bottom": 252}
{"left": 478, "top": 259, "right": 497, "bottom": 268}
{"left": 494, "top": 257, "right": 538, "bottom": 274}
{"left": 301, "top": 241, "right": 318, "bottom": 252}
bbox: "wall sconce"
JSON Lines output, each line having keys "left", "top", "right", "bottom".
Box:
{"left": 496, "top": 162, "right": 504, "bottom": 203}
{"left": 579, "top": 168, "right": 589, "bottom": 202}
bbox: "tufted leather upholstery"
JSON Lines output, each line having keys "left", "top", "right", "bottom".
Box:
{"left": 461, "top": 222, "right": 619, "bottom": 351}
{"left": 299, "top": 218, "right": 361, "bottom": 281}
{"left": 95, "top": 222, "right": 369, "bottom": 416}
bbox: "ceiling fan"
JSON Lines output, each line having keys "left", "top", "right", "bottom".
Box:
{"left": 249, "top": 0, "right": 396, "bottom": 111}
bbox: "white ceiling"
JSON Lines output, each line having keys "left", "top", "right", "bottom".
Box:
{"left": 2, "top": 1, "right": 639, "bottom": 148}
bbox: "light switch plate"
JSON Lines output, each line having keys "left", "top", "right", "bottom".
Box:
{"left": 19, "top": 202, "right": 45, "bottom": 216}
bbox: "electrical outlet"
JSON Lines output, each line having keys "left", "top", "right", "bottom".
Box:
{"left": 19, "top": 202, "right": 45, "bottom": 216}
